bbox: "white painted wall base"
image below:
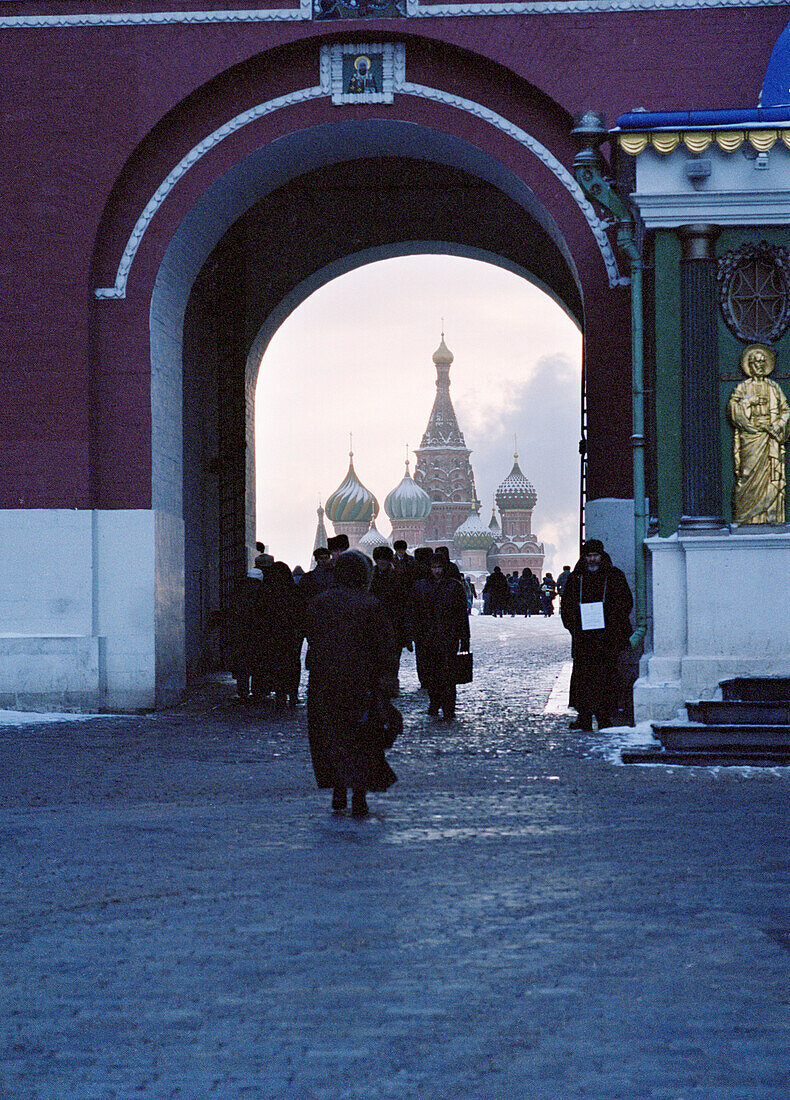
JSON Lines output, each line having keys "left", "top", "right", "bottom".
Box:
{"left": 584, "top": 497, "right": 635, "bottom": 592}
{"left": 634, "top": 528, "right": 790, "bottom": 721}
{"left": 0, "top": 509, "right": 185, "bottom": 711}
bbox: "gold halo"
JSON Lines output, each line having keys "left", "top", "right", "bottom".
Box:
{"left": 354, "top": 54, "right": 372, "bottom": 73}
{"left": 740, "top": 342, "right": 776, "bottom": 377}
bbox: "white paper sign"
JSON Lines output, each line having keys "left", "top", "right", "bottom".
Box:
{"left": 580, "top": 601, "right": 605, "bottom": 631}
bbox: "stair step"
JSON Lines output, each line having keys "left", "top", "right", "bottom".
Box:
{"left": 721, "top": 677, "right": 790, "bottom": 702}
{"left": 652, "top": 722, "right": 790, "bottom": 751}
{"left": 623, "top": 747, "right": 790, "bottom": 767}
{"left": 686, "top": 700, "right": 790, "bottom": 725}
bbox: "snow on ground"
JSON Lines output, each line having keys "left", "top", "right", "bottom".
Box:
{"left": 583, "top": 721, "right": 660, "bottom": 765}
{"left": 0, "top": 710, "right": 114, "bottom": 727}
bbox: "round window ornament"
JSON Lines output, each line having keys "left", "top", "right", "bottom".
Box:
{"left": 718, "top": 241, "right": 790, "bottom": 345}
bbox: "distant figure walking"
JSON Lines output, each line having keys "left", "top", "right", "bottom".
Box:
{"left": 560, "top": 539, "right": 633, "bottom": 731}
{"left": 407, "top": 552, "right": 470, "bottom": 720}
{"left": 539, "top": 573, "right": 557, "bottom": 617}
{"left": 483, "top": 566, "right": 510, "bottom": 617}
{"left": 304, "top": 550, "right": 397, "bottom": 818}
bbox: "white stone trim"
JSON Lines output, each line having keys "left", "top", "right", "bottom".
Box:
{"left": 96, "top": 66, "right": 625, "bottom": 298}
{"left": 399, "top": 82, "right": 627, "bottom": 287}
{"left": 633, "top": 189, "right": 790, "bottom": 228}
{"left": 95, "top": 84, "right": 326, "bottom": 299}
{"left": 0, "top": 0, "right": 784, "bottom": 28}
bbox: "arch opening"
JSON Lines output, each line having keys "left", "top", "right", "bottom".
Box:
{"left": 147, "top": 125, "right": 588, "bottom": 680}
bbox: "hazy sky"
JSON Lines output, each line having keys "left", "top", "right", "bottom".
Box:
{"left": 255, "top": 254, "right": 583, "bottom": 575}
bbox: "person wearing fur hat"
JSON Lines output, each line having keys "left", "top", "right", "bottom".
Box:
{"left": 560, "top": 539, "right": 633, "bottom": 731}
{"left": 407, "top": 552, "right": 470, "bottom": 720}
{"left": 370, "top": 544, "right": 410, "bottom": 696}
{"left": 326, "top": 533, "right": 349, "bottom": 560}
{"left": 304, "top": 550, "right": 397, "bottom": 817}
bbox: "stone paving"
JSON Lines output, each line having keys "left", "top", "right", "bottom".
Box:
{"left": 1, "top": 616, "right": 789, "bottom": 1100}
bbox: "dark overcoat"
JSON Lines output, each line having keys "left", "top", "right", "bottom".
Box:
{"left": 560, "top": 558, "right": 633, "bottom": 716}
{"left": 304, "top": 586, "right": 397, "bottom": 792}
{"left": 407, "top": 576, "right": 470, "bottom": 657}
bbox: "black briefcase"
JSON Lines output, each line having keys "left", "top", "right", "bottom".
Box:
{"left": 453, "top": 651, "right": 473, "bottom": 685}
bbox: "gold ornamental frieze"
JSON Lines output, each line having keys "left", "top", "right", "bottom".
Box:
{"left": 617, "top": 130, "right": 790, "bottom": 156}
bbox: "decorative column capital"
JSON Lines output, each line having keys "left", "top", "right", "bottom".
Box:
{"left": 678, "top": 224, "right": 721, "bottom": 262}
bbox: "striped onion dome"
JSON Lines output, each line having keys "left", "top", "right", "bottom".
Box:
{"left": 453, "top": 508, "right": 497, "bottom": 551}
{"left": 495, "top": 454, "right": 537, "bottom": 511}
{"left": 358, "top": 520, "right": 391, "bottom": 553}
{"left": 324, "top": 452, "right": 379, "bottom": 525}
{"left": 384, "top": 459, "right": 432, "bottom": 521}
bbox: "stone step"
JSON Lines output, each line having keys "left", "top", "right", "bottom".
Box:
{"left": 686, "top": 700, "right": 790, "bottom": 725}
{"left": 720, "top": 677, "right": 790, "bottom": 702}
{"left": 652, "top": 722, "right": 790, "bottom": 752}
{"left": 623, "top": 747, "right": 790, "bottom": 767}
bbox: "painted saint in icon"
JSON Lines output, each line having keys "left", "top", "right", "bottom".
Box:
{"left": 347, "top": 55, "right": 379, "bottom": 94}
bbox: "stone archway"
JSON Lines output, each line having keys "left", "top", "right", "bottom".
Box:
{"left": 166, "top": 133, "right": 586, "bottom": 675}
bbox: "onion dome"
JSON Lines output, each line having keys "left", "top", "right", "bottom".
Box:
{"left": 325, "top": 451, "right": 379, "bottom": 525}
{"left": 488, "top": 504, "right": 501, "bottom": 534}
{"left": 432, "top": 335, "right": 454, "bottom": 366}
{"left": 453, "top": 508, "right": 497, "bottom": 551}
{"left": 384, "top": 458, "right": 432, "bottom": 521}
{"left": 358, "top": 520, "right": 391, "bottom": 554}
{"left": 495, "top": 453, "right": 537, "bottom": 511}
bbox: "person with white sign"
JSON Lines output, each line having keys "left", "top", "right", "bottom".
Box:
{"left": 560, "top": 539, "right": 633, "bottom": 732}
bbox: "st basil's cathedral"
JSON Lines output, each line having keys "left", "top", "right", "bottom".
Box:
{"left": 318, "top": 336, "right": 545, "bottom": 585}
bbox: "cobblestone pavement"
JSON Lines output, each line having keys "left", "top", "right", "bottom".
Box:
{"left": 1, "top": 616, "right": 789, "bottom": 1100}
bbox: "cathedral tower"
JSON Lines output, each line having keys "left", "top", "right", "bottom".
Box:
{"left": 413, "top": 335, "right": 479, "bottom": 546}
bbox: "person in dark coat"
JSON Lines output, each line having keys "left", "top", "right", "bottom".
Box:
{"left": 517, "top": 568, "right": 537, "bottom": 617}
{"left": 407, "top": 552, "right": 470, "bottom": 719}
{"left": 411, "top": 547, "right": 434, "bottom": 686}
{"left": 539, "top": 573, "right": 557, "bottom": 616}
{"left": 483, "top": 566, "right": 510, "bottom": 617}
{"left": 231, "top": 552, "right": 273, "bottom": 702}
{"left": 556, "top": 565, "right": 572, "bottom": 604}
{"left": 370, "top": 544, "right": 410, "bottom": 696}
{"left": 297, "top": 546, "right": 334, "bottom": 608}
{"left": 261, "top": 561, "right": 302, "bottom": 706}
{"left": 304, "top": 550, "right": 397, "bottom": 817}
{"left": 560, "top": 539, "right": 633, "bottom": 731}
{"left": 436, "top": 545, "right": 462, "bottom": 581}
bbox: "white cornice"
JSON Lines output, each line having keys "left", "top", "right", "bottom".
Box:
{"left": 95, "top": 75, "right": 625, "bottom": 299}
{"left": 634, "top": 189, "right": 790, "bottom": 228}
{"left": 0, "top": 0, "right": 785, "bottom": 29}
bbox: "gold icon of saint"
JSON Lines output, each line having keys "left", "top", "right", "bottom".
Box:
{"left": 727, "top": 342, "right": 790, "bottom": 524}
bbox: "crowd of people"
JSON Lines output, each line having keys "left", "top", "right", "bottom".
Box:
{"left": 480, "top": 565, "right": 572, "bottom": 617}
{"left": 231, "top": 534, "right": 633, "bottom": 816}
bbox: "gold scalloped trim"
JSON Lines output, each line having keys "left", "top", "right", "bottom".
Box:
{"left": 683, "top": 132, "right": 712, "bottom": 153}
{"left": 650, "top": 132, "right": 679, "bottom": 153}
{"left": 715, "top": 131, "right": 745, "bottom": 151}
{"left": 748, "top": 129, "right": 777, "bottom": 152}
{"left": 619, "top": 133, "right": 648, "bottom": 155}
{"left": 618, "top": 129, "right": 790, "bottom": 155}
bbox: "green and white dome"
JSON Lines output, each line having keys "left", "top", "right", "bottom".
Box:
{"left": 453, "top": 508, "right": 497, "bottom": 551}
{"left": 325, "top": 452, "right": 379, "bottom": 525}
{"left": 358, "top": 521, "right": 391, "bottom": 554}
{"left": 495, "top": 454, "right": 537, "bottom": 511}
{"left": 384, "top": 460, "right": 432, "bottom": 521}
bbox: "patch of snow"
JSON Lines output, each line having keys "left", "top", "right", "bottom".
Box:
{"left": 0, "top": 710, "right": 115, "bottom": 727}
{"left": 584, "top": 722, "right": 659, "bottom": 765}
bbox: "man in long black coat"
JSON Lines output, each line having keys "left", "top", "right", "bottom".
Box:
{"left": 560, "top": 539, "right": 633, "bottom": 731}
{"left": 407, "top": 552, "right": 470, "bottom": 720}
{"left": 304, "top": 550, "right": 397, "bottom": 817}
{"left": 370, "top": 544, "right": 410, "bottom": 696}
